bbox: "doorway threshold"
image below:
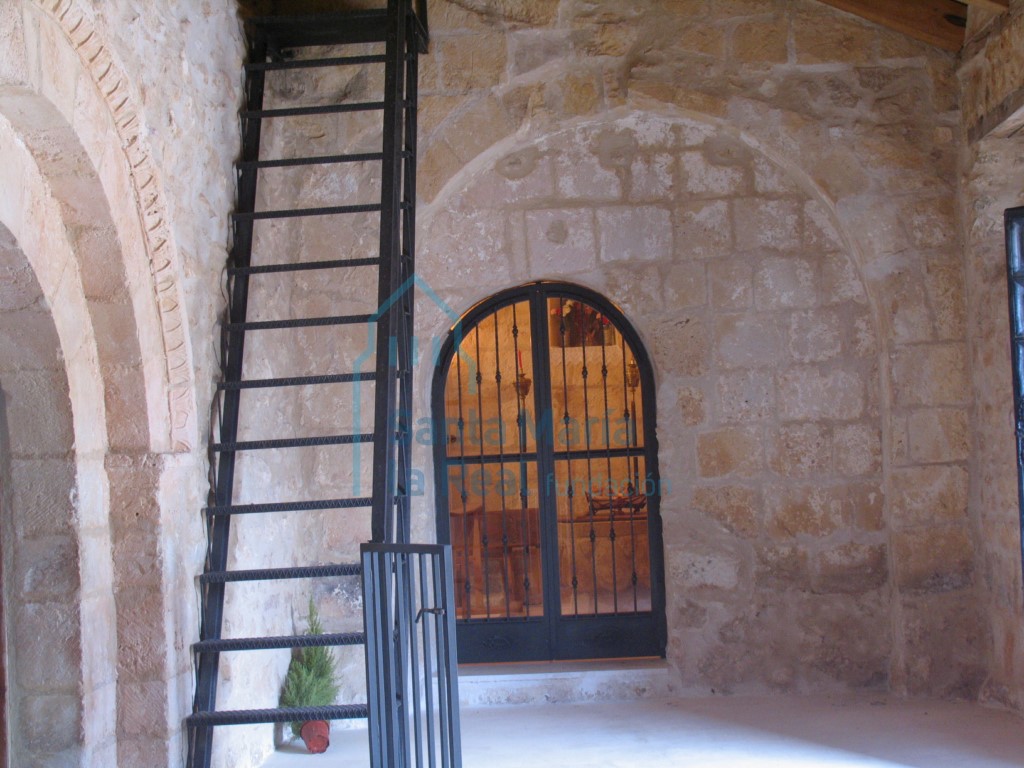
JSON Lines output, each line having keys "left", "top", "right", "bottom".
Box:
{"left": 456, "top": 657, "right": 673, "bottom": 707}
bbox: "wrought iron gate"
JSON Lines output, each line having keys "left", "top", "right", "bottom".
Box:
{"left": 431, "top": 283, "right": 666, "bottom": 662}
{"left": 1005, "top": 206, "right": 1024, "bottom": 576}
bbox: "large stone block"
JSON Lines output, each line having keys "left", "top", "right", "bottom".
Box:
{"left": 20, "top": 693, "right": 82, "bottom": 753}
{"left": 769, "top": 421, "right": 831, "bottom": 478}
{"left": 890, "top": 465, "right": 968, "bottom": 529}
{"left": 9, "top": 457, "right": 76, "bottom": 538}
{"left": 733, "top": 17, "right": 789, "bottom": 64}
{"left": 652, "top": 314, "right": 709, "bottom": 376}
{"left": 753, "top": 256, "right": 816, "bottom": 308}
{"left": 669, "top": 547, "right": 744, "bottom": 591}
{"left": 900, "top": 591, "right": 988, "bottom": 698}
{"left": 907, "top": 407, "right": 969, "bottom": 463}
{"left": 893, "top": 526, "right": 973, "bottom": 593}
{"left": 662, "top": 261, "right": 708, "bottom": 309}
{"left": 714, "top": 312, "right": 783, "bottom": 369}
{"left": 437, "top": 33, "right": 508, "bottom": 92}
{"left": 692, "top": 484, "right": 760, "bottom": 537}
{"left": 697, "top": 425, "right": 764, "bottom": 478}
{"left": 676, "top": 200, "right": 733, "bottom": 259}
{"left": 716, "top": 369, "right": 775, "bottom": 422}
{"left": 14, "top": 601, "right": 80, "bottom": 691}
{"left": 525, "top": 208, "right": 598, "bottom": 274}
{"left": 3, "top": 368, "right": 74, "bottom": 458}
{"left": 680, "top": 152, "right": 748, "bottom": 198}
{"left": 596, "top": 205, "right": 673, "bottom": 262}
{"left": 787, "top": 309, "right": 842, "bottom": 362}
{"left": 13, "top": 534, "right": 79, "bottom": 602}
{"left": 833, "top": 422, "right": 882, "bottom": 476}
{"left": 755, "top": 542, "right": 810, "bottom": 589}
{"left": 813, "top": 542, "right": 888, "bottom": 594}
{"left": 708, "top": 259, "right": 753, "bottom": 309}
{"left": 793, "top": 10, "right": 875, "bottom": 65}
{"left": 765, "top": 483, "right": 844, "bottom": 538}
{"left": 777, "top": 365, "right": 865, "bottom": 420}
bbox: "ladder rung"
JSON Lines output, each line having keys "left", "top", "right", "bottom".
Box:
{"left": 187, "top": 704, "right": 368, "bottom": 727}
{"left": 245, "top": 53, "right": 387, "bottom": 72}
{"left": 233, "top": 203, "right": 382, "bottom": 221}
{"left": 219, "top": 372, "right": 376, "bottom": 390}
{"left": 192, "top": 631, "right": 364, "bottom": 654}
{"left": 239, "top": 152, "right": 384, "bottom": 170}
{"left": 211, "top": 433, "right": 374, "bottom": 452}
{"left": 229, "top": 257, "right": 380, "bottom": 276}
{"left": 200, "top": 563, "right": 361, "bottom": 585}
{"left": 205, "top": 497, "right": 372, "bottom": 516}
{"left": 242, "top": 101, "right": 384, "bottom": 119}
{"left": 225, "top": 314, "right": 372, "bottom": 331}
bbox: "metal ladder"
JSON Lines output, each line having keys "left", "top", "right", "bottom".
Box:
{"left": 186, "top": 3, "right": 429, "bottom": 766}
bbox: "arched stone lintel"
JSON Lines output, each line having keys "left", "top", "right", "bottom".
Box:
{"left": 0, "top": 92, "right": 118, "bottom": 765}
{"left": 28, "top": 0, "right": 198, "bottom": 454}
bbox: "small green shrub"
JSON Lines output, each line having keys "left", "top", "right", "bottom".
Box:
{"left": 280, "top": 598, "right": 340, "bottom": 738}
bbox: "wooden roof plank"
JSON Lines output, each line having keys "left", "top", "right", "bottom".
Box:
{"left": 815, "top": 0, "right": 968, "bottom": 51}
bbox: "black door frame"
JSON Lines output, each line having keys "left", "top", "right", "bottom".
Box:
{"left": 431, "top": 281, "right": 666, "bottom": 663}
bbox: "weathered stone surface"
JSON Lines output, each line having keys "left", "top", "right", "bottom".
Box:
{"left": 769, "top": 421, "right": 831, "bottom": 478}
{"left": 692, "top": 484, "right": 760, "bottom": 537}
{"left": 697, "top": 425, "right": 764, "bottom": 478}
{"left": 766, "top": 484, "right": 844, "bottom": 538}
{"left": 890, "top": 465, "right": 968, "bottom": 529}
{"left": 893, "top": 526, "right": 973, "bottom": 593}
{"left": 813, "top": 543, "right": 888, "bottom": 594}
{"left": 777, "top": 365, "right": 865, "bottom": 421}
{"left": 716, "top": 369, "right": 774, "bottom": 422}
{"left": 438, "top": 33, "right": 508, "bottom": 92}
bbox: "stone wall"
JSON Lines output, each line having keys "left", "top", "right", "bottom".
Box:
{"left": 408, "top": 0, "right": 980, "bottom": 698}
{"left": 1, "top": 0, "right": 1017, "bottom": 766}
{"left": 960, "top": 0, "right": 1024, "bottom": 714}
{"left": 0, "top": 1, "right": 243, "bottom": 766}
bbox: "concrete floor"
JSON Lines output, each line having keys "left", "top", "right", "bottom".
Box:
{"left": 261, "top": 693, "right": 1024, "bottom": 767}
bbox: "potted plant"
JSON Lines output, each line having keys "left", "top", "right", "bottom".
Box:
{"left": 280, "top": 598, "right": 340, "bottom": 753}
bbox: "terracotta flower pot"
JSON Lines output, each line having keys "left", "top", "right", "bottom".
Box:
{"left": 300, "top": 720, "right": 330, "bottom": 753}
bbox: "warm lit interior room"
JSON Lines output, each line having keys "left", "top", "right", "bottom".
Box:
{"left": 3, "top": 0, "right": 1024, "bottom": 766}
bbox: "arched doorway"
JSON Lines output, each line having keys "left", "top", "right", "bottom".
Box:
{"left": 432, "top": 282, "right": 666, "bottom": 662}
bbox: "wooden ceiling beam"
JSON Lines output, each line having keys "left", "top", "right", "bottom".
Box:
{"left": 960, "top": 0, "right": 1009, "bottom": 11}
{"left": 816, "top": 0, "right": 969, "bottom": 51}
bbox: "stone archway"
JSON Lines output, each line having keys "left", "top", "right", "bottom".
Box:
{"left": 416, "top": 108, "right": 896, "bottom": 693}
{"left": 0, "top": 221, "right": 83, "bottom": 765}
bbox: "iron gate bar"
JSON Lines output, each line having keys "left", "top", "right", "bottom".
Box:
{"left": 492, "top": 312, "right": 512, "bottom": 618}
{"left": 199, "top": 562, "right": 362, "bottom": 584}
{"left": 363, "top": 543, "right": 462, "bottom": 768}
{"left": 433, "top": 282, "right": 667, "bottom": 662}
{"left": 245, "top": 53, "right": 389, "bottom": 72}
{"left": 229, "top": 257, "right": 382, "bottom": 275}
{"left": 224, "top": 313, "right": 372, "bottom": 330}
{"left": 553, "top": 298, "right": 581, "bottom": 616}
{"left": 243, "top": 100, "right": 386, "bottom": 119}
{"left": 193, "top": 631, "right": 364, "bottom": 653}
{"left": 371, "top": 0, "right": 405, "bottom": 545}
{"left": 241, "top": 152, "right": 385, "bottom": 169}
{"left": 218, "top": 371, "right": 377, "bottom": 389}
{"left": 232, "top": 202, "right": 383, "bottom": 220}
{"left": 1005, "top": 206, "right": 1024, "bottom": 580}
{"left": 204, "top": 497, "right": 372, "bottom": 516}
{"left": 254, "top": 10, "right": 391, "bottom": 48}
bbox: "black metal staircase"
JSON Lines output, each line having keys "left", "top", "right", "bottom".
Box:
{"left": 185, "top": 4, "right": 458, "bottom": 767}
